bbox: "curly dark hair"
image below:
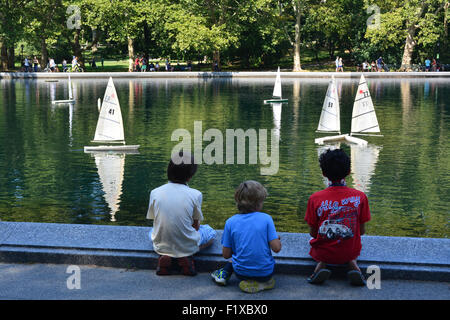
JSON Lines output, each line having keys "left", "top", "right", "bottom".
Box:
{"left": 319, "top": 148, "right": 350, "bottom": 182}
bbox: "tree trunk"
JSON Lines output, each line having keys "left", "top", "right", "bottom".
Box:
{"left": 212, "top": 50, "right": 220, "bottom": 71}
{"left": 401, "top": 3, "right": 428, "bottom": 71}
{"left": 0, "top": 43, "right": 8, "bottom": 71}
{"left": 128, "top": 37, "right": 134, "bottom": 72}
{"left": 328, "top": 39, "right": 334, "bottom": 58}
{"left": 40, "top": 38, "right": 48, "bottom": 69}
{"left": 292, "top": 0, "right": 302, "bottom": 71}
{"left": 8, "top": 46, "right": 15, "bottom": 69}
{"left": 444, "top": 3, "right": 449, "bottom": 53}
{"left": 400, "top": 25, "right": 416, "bottom": 71}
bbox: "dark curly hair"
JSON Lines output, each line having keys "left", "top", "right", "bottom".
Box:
{"left": 319, "top": 148, "right": 350, "bottom": 182}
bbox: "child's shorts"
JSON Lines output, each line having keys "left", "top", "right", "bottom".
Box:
{"left": 198, "top": 224, "right": 217, "bottom": 246}
{"left": 148, "top": 225, "right": 217, "bottom": 247}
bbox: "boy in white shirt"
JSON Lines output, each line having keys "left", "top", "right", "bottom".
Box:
{"left": 147, "top": 151, "right": 216, "bottom": 275}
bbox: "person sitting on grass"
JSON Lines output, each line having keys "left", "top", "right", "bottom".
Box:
{"left": 305, "top": 148, "right": 371, "bottom": 286}
{"left": 146, "top": 151, "right": 216, "bottom": 276}
{"left": 211, "top": 180, "right": 282, "bottom": 293}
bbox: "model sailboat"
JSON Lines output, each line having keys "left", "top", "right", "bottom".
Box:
{"left": 52, "top": 75, "right": 75, "bottom": 104}
{"left": 84, "top": 77, "right": 139, "bottom": 152}
{"left": 264, "top": 67, "right": 288, "bottom": 104}
{"left": 315, "top": 74, "right": 381, "bottom": 146}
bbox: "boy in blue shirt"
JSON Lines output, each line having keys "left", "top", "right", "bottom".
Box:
{"left": 211, "top": 180, "right": 282, "bottom": 293}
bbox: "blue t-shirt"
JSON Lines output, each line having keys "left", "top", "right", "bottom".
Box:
{"left": 222, "top": 211, "right": 278, "bottom": 277}
{"left": 425, "top": 59, "right": 431, "bottom": 67}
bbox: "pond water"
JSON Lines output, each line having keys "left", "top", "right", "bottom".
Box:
{"left": 0, "top": 77, "right": 449, "bottom": 238}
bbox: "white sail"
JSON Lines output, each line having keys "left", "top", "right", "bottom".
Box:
{"left": 272, "top": 67, "right": 282, "bottom": 98}
{"left": 68, "top": 75, "right": 73, "bottom": 100}
{"left": 351, "top": 74, "right": 380, "bottom": 134}
{"left": 350, "top": 144, "right": 381, "bottom": 193}
{"left": 93, "top": 77, "right": 125, "bottom": 143}
{"left": 317, "top": 76, "right": 340, "bottom": 133}
{"left": 93, "top": 152, "right": 125, "bottom": 222}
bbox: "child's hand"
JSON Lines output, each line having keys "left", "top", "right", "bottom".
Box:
{"left": 192, "top": 220, "right": 200, "bottom": 231}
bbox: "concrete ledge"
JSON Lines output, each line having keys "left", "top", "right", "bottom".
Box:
{"left": 0, "top": 222, "right": 449, "bottom": 281}
{"left": 1, "top": 71, "right": 450, "bottom": 80}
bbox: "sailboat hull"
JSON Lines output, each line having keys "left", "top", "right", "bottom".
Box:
{"left": 264, "top": 99, "right": 288, "bottom": 104}
{"left": 315, "top": 134, "right": 367, "bottom": 146}
{"left": 84, "top": 145, "right": 140, "bottom": 152}
{"left": 52, "top": 99, "right": 75, "bottom": 104}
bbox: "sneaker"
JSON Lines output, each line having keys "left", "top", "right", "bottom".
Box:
{"left": 307, "top": 268, "right": 331, "bottom": 284}
{"left": 177, "top": 256, "right": 197, "bottom": 276}
{"left": 156, "top": 255, "right": 172, "bottom": 276}
{"left": 239, "top": 278, "right": 275, "bottom": 293}
{"left": 211, "top": 268, "right": 231, "bottom": 286}
{"left": 347, "top": 270, "right": 366, "bottom": 286}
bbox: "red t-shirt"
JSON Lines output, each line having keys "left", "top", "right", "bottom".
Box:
{"left": 304, "top": 186, "right": 371, "bottom": 264}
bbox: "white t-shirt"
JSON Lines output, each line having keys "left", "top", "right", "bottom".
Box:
{"left": 146, "top": 182, "right": 203, "bottom": 258}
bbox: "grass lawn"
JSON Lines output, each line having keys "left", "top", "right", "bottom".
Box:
{"left": 10, "top": 49, "right": 361, "bottom": 72}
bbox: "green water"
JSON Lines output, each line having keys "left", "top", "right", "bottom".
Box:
{"left": 0, "top": 77, "right": 449, "bottom": 238}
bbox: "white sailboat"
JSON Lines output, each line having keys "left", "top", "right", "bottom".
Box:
{"left": 84, "top": 77, "right": 139, "bottom": 152}
{"left": 315, "top": 74, "right": 381, "bottom": 146}
{"left": 316, "top": 75, "right": 340, "bottom": 134}
{"left": 52, "top": 75, "right": 75, "bottom": 104}
{"left": 350, "top": 74, "right": 381, "bottom": 136}
{"left": 264, "top": 67, "right": 288, "bottom": 104}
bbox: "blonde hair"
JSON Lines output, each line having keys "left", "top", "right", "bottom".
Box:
{"left": 234, "top": 180, "right": 268, "bottom": 213}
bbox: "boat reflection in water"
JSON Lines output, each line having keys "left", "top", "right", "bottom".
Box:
{"left": 349, "top": 143, "right": 381, "bottom": 193}
{"left": 271, "top": 102, "right": 282, "bottom": 140}
{"left": 85, "top": 150, "right": 139, "bottom": 222}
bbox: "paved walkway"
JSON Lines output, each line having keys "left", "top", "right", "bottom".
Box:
{"left": 0, "top": 263, "right": 448, "bottom": 300}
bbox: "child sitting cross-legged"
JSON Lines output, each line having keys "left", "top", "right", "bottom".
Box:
{"left": 211, "top": 180, "right": 282, "bottom": 293}
{"left": 146, "top": 151, "right": 216, "bottom": 276}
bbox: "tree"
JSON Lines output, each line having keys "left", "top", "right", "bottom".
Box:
{"left": 24, "top": 0, "right": 66, "bottom": 68}
{"left": 0, "top": 0, "right": 30, "bottom": 70}
{"left": 365, "top": 0, "right": 448, "bottom": 70}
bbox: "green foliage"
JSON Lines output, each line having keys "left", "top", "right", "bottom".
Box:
{"left": 1, "top": 0, "right": 449, "bottom": 69}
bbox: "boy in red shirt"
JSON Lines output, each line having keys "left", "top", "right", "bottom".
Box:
{"left": 305, "top": 149, "right": 371, "bottom": 286}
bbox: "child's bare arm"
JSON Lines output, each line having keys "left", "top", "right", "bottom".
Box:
{"left": 269, "top": 236, "right": 282, "bottom": 253}
{"left": 192, "top": 219, "right": 200, "bottom": 231}
{"left": 360, "top": 223, "right": 366, "bottom": 235}
{"left": 222, "top": 246, "right": 232, "bottom": 259}
{"left": 309, "top": 225, "right": 318, "bottom": 238}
